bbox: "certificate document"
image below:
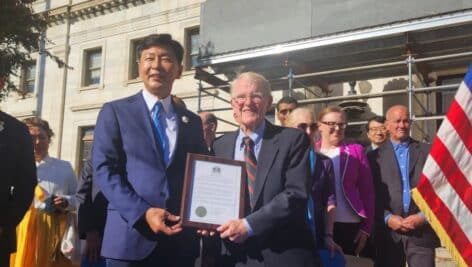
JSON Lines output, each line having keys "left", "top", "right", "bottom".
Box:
{"left": 180, "top": 153, "right": 246, "bottom": 230}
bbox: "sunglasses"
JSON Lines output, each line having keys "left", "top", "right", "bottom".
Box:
{"left": 297, "top": 123, "right": 317, "bottom": 131}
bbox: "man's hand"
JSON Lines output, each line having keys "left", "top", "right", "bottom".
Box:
{"left": 353, "top": 230, "right": 369, "bottom": 256}
{"left": 145, "top": 208, "right": 182, "bottom": 235}
{"left": 386, "top": 215, "right": 405, "bottom": 232}
{"left": 324, "top": 235, "right": 344, "bottom": 258}
{"left": 84, "top": 231, "right": 102, "bottom": 263}
{"left": 53, "top": 196, "right": 69, "bottom": 210}
{"left": 402, "top": 214, "right": 425, "bottom": 231}
{"left": 217, "top": 219, "right": 249, "bottom": 244}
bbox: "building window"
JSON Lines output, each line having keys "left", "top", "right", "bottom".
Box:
{"left": 20, "top": 62, "right": 36, "bottom": 95}
{"left": 129, "top": 38, "right": 145, "bottom": 80}
{"left": 83, "top": 48, "right": 102, "bottom": 86}
{"left": 78, "top": 127, "right": 94, "bottom": 174}
{"left": 185, "top": 27, "right": 200, "bottom": 70}
{"left": 436, "top": 74, "right": 464, "bottom": 129}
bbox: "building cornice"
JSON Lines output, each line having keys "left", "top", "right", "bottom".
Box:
{"left": 47, "top": 0, "right": 156, "bottom": 25}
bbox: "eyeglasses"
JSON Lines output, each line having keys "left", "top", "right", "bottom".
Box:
{"left": 368, "top": 126, "right": 387, "bottom": 133}
{"left": 232, "top": 93, "right": 264, "bottom": 104}
{"left": 297, "top": 123, "right": 317, "bottom": 131}
{"left": 278, "top": 108, "right": 294, "bottom": 116}
{"left": 320, "top": 121, "right": 347, "bottom": 129}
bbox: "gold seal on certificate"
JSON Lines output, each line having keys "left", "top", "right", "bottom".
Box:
{"left": 180, "top": 153, "right": 246, "bottom": 230}
{"left": 195, "top": 206, "right": 207, "bottom": 217}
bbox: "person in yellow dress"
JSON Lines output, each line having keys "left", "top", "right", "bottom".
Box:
{"left": 11, "top": 117, "right": 78, "bottom": 267}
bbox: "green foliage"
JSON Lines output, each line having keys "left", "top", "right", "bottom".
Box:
{"left": 0, "top": 0, "right": 64, "bottom": 100}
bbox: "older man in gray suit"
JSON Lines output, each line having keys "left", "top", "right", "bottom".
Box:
{"left": 212, "top": 72, "right": 317, "bottom": 267}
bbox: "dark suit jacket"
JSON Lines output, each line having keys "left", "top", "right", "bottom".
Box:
{"left": 213, "top": 121, "right": 316, "bottom": 267}
{"left": 0, "top": 111, "right": 37, "bottom": 254}
{"left": 363, "top": 144, "right": 375, "bottom": 154}
{"left": 76, "top": 158, "right": 107, "bottom": 239}
{"left": 311, "top": 152, "right": 335, "bottom": 247}
{"left": 368, "top": 139, "right": 440, "bottom": 248}
{"left": 92, "top": 92, "right": 207, "bottom": 261}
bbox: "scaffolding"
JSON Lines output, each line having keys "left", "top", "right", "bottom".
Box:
{"left": 194, "top": 50, "right": 472, "bottom": 140}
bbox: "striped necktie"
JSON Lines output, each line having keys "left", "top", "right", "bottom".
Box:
{"left": 152, "top": 102, "right": 167, "bottom": 163}
{"left": 243, "top": 136, "right": 257, "bottom": 208}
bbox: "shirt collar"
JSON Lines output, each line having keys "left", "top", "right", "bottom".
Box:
{"left": 390, "top": 138, "right": 410, "bottom": 150}
{"left": 142, "top": 89, "right": 173, "bottom": 114}
{"left": 237, "top": 120, "right": 266, "bottom": 148}
{"left": 36, "top": 155, "right": 52, "bottom": 166}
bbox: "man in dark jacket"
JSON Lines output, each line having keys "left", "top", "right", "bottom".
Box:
{"left": 0, "top": 111, "right": 37, "bottom": 266}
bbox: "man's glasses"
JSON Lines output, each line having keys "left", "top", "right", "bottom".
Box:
{"left": 233, "top": 93, "right": 264, "bottom": 104}
{"left": 297, "top": 123, "right": 317, "bottom": 131}
{"left": 368, "top": 126, "right": 387, "bottom": 133}
{"left": 320, "top": 121, "right": 347, "bottom": 130}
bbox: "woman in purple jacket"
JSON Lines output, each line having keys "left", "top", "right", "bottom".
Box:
{"left": 316, "top": 106, "right": 375, "bottom": 257}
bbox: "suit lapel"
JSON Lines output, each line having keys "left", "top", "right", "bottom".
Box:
{"left": 172, "top": 103, "right": 185, "bottom": 166}
{"left": 408, "top": 140, "right": 420, "bottom": 177}
{"left": 133, "top": 92, "right": 166, "bottom": 169}
{"left": 379, "top": 142, "right": 402, "bottom": 187}
{"left": 339, "top": 143, "right": 349, "bottom": 183}
{"left": 218, "top": 130, "right": 237, "bottom": 160}
{"left": 254, "top": 122, "right": 278, "bottom": 206}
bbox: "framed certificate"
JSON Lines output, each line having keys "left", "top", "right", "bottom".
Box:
{"left": 180, "top": 153, "right": 246, "bottom": 230}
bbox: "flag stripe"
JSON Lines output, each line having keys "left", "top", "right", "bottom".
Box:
{"left": 416, "top": 65, "right": 472, "bottom": 267}
{"left": 420, "top": 156, "right": 472, "bottom": 242}
{"left": 436, "top": 119, "right": 472, "bottom": 184}
{"left": 428, "top": 138, "right": 472, "bottom": 211}
{"left": 445, "top": 99, "right": 472, "bottom": 154}
{"left": 417, "top": 174, "right": 472, "bottom": 266}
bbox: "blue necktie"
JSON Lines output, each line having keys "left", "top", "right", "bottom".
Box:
{"left": 307, "top": 149, "right": 316, "bottom": 236}
{"left": 152, "top": 102, "right": 167, "bottom": 163}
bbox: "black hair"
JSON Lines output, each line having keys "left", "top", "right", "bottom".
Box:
{"left": 276, "top": 96, "right": 298, "bottom": 110}
{"left": 136, "top": 34, "right": 184, "bottom": 65}
{"left": 366, "top": 115, "right": 386, "bottom": 131}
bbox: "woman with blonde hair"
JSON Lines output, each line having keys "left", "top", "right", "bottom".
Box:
{"left": 316, "top": 106, "right": 375, "bottom": 257}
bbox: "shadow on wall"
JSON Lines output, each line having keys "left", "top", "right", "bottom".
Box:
{"left": 382, "top": 78, "right": 409, "bottom": 113}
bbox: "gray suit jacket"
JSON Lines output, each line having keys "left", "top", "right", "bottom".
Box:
{"left": 368, "top": 139, "right": 440, "bottom": 247}
{"left": 213, "top": 121, "right": 317, "bottom": 267}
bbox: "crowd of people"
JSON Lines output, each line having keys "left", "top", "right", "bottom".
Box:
{"left": 0, "top": 33, "right": 441, "bottom": 267}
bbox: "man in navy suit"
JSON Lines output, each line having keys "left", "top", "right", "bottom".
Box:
{"left": 92, "top": 34, "right": 207, "bottom": 267}
{"left": 0, "top": 111, "right": 37, "bottom": 267}
{"left": 211, "top": 72, "right": 318, "bottom": 267}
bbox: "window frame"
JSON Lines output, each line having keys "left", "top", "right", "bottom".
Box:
{"left": 19, "top": 61, "right": 37, "bottom": 97}
{"left": 82, "top": 47, "right": 103, "bottom": 87}
{"left": 128, "top": 37, "right": 145, "bottom": 81}
{"left": 184, "top": 26, "right": 200, "bottom": 71}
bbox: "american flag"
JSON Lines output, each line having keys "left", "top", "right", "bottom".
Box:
{"left": 411, "top": 65, "right": 472, "bottom": 267}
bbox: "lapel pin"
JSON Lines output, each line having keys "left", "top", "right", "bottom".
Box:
{"left": 181, "top": 116, "right": 189, "bottom": 124}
